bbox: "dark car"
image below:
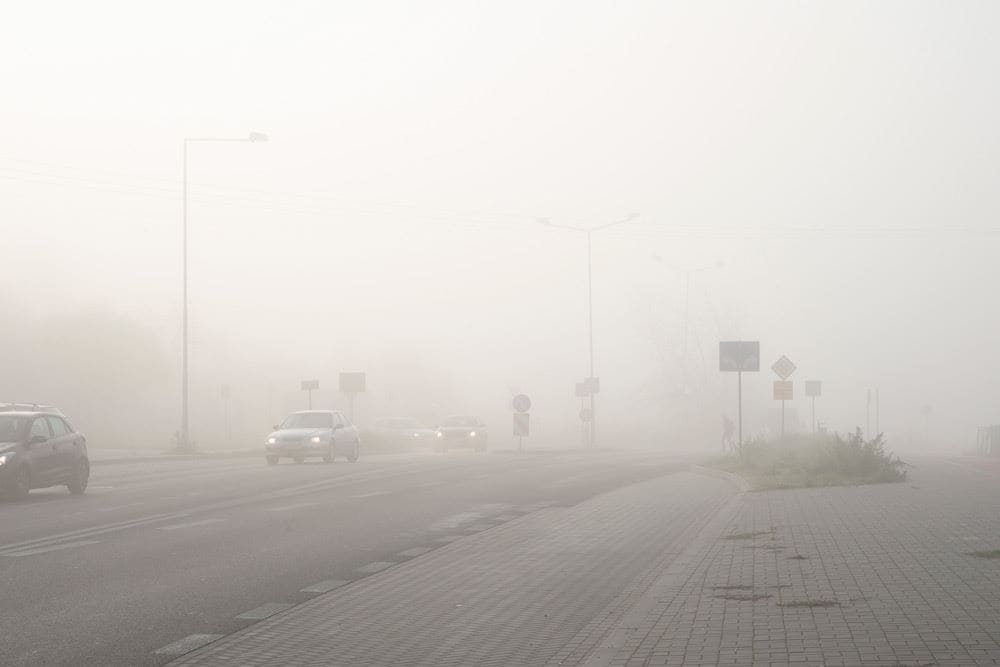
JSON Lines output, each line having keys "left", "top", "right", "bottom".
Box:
{"left": 366, "top": 417, "right": 438, "bottom": 450}
{"left": 0, "top": 411, "right": 90, "bottom": 500}
{"left": 435, "top": 415, "right": 488, "bottom": 453}
{"left": 264, "top": 410, "right": 361, "bottom": 465}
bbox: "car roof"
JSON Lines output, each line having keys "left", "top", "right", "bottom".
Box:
{"left": 0, "top": 411, "right": 46, "bottom": 417}
{"left": 292, "top": 410, "right": 336, "bottom": 414}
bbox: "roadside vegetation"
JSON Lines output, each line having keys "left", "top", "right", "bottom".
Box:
{"left": 710, "top": 429, "right": 907, "bottom": 490}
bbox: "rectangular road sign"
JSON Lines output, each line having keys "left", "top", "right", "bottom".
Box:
{"left": 574, "top": 382, "right": 588, "bottom": 398}
{"left": 719, "top": 341, "right": 760, "bottom": 372}
{"left": 583, "top": 377, "right": 600, "bottom": 394}
{"left": 773, "top": 380, "right": 793, "bottom": 401}
{"left": 301, "top": 379, "right": 319, "bottom": 391}
{"left": 338, "top": 372, "right": 366, "bottom": 393}
{"left": 513, "top": 413, "right": 530, "bottom": 437}
{"left": 805, "top": 380, "right": 822, "bottom": 397}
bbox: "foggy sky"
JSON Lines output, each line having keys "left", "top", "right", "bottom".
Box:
{"left": 2, "top": 1, "right": 998, "bottom": 450}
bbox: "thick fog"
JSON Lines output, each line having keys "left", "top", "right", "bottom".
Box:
{"left": 2, "top": 1, "right": 998, "bottom": 453}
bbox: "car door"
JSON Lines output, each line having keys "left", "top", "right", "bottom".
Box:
{"left": 46, "top": 416, "right": 76, "bottom": 481}
{"left": 25, "top": 417, "right": 57, "bottom": 486}
{"left": 332, "top": 412, "right": 349, "bottom": 446}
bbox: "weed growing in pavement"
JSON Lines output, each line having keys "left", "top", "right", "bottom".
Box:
{"left": 967, "top": 549, "right": 1000, "bottom": 559}
{"left": 778, "top": 599, "right": 839, "bottom": 608}
{"left": 709, "top": 429, "right": 907, "bottom": 490}
{"left": 713, "top": 593, "right": 772, "bottom": 602}
{"left": 723, "top": 530, "right": 770, "bottom": 540}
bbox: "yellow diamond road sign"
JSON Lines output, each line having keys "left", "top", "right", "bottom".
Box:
{"left": 771, "top": 355, "right": 797, "bottom": 380}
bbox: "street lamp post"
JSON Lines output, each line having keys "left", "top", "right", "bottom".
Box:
{"left": 538, "top": 213, "right": 638, "bottom": 448}
{"left": 179, "top": 132, "right": 267, "bottom": 453}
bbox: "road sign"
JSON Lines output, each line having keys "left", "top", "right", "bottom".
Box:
{"left": 773, "top": 380, "right": 793, "bottom": 401}
{"left": 580, "top": 408, "right": 593, "bottom": 422}
{"left": 771, "top": 355, "right": 797, "bottom": 380}
{"left": 512, "top": 394, "right": 531, "bottom": 413}
{"left": 719, "top": 341, "right": 760, "bottom": 372}
{"left": 513, "top": 413, "right": 530, "bottom": 437}
{"left": 805, "top": 381, "right": 822, "bottom": 397}
{"left": 583, "top": 377, "right": 600, "bottom": 394}
{"left": 339, "top": 372, "right": 366, "bottom": 393}
{"left": 301, "top": 379, "right": 319, "bottom": 391}
{"left": 574, "top": 382, "right": 588, "bottom": 398}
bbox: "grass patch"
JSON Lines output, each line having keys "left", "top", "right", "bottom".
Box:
{"left": 967, "top": 549, "right": 1000, "bottom": 559}
{"left": 708, "top": 429, "right": 907, "bottom": 491}
{"left": 714, "top": 593, "right": 772, "bottom": 602}
{"left": 779, "top": 599, "right": 839, "bottom": 608}
{"left": 723, "top": 531, "right": 769, "bottom": 540}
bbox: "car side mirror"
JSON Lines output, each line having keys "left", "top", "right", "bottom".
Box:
{"left": 272, "top": 425, "right": 279, "bottom": 431}
{"left": 29, "top": 435, "right": 48, "bottom": 445}
{"left": 333, "top": 424, "right": 344, "bottom": 431}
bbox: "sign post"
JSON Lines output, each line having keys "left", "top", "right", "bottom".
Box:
{"left": 339, "top": 373, "right": 367, "bottom": 422}
{"left": 770, "top": 356, "right": 797, "bottom": 437}
{"left": 805, "top": 381, "right": 822, "bottom": 433}
{"left": 300, "top": 379, "right": 319, "bottom": 409}
{"left": 719, "top": 341, "right": 760, "bottom": 456}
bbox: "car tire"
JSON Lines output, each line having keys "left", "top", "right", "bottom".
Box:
{"left": 5, "top": 465, "right": 30, "bottom": 501}
{"left": 347, "top": 441, "right": 360, "bottom": 463}
{"left": 293, "top": 455, "right": 305, "bottom": 464}
{"left": 67, "top": 459, "right": 89, "bottom": 495}
{"left": 323, "top": 446, "right": 333, "bottom": 464}
{"left": 266, "top": 456, "right": 279, "bottom": 466}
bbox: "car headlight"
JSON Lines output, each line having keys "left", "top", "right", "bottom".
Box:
{"left": 469, "top": 431, "right": 477, "bottom": 437}
{"left": 267, "top": 437, "right": 277, "bottom": 445}
{"left": 436, "top": 431, "right": 443, "bottom": 438}
{"left": 311, "top": 436, "right": 322, "bottom": 444}
{"left": 0, "top": 454, "right": 7, "bottom": 467}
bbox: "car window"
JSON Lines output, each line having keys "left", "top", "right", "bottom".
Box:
{"left": 47, "top": 416, "right": 70, "bottom": 437}
{"left": 337, "top": 413, "right": 351, "bottom": 427}
{"left": 29, "top": 418, "right": 51, "bottom": 440}
{"left": 280, "top": 413, "right": 333, "bottom": 429}
{"left": 0, "top": 415, "right": 26, "bottom": 441}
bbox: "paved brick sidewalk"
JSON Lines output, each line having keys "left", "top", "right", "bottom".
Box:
{"left": 590, "top": 458, "right": 1000, "bottom": 666}
{"left": 169, "top": 471, "right": 736, "bottom": 666}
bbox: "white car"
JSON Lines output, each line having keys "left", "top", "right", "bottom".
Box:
{"left": 264, "top": 410, "right": 361, "bottom": 465}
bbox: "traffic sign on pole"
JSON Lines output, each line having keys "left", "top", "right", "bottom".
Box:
{"left": 771, "top": 355, "right": 797, "bottom": 380}
{"left": 512, "top": 394, "right": 531, "bottom": 413}
{"left": 719, "top": 341, "right": 760, "bottom": 458}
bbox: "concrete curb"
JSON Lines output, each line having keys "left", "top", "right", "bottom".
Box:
{"left": 690, "top": 464, "right": 751, "bottom": 492}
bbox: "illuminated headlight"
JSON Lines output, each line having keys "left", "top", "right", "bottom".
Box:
{"left": 267, "top": 437, "right": 277, "bottom": 445}
{"left": 0, "top": 454, "right": 7, "bottom": 467}
{"left": 311, "top": 436, "right": 322, "bottom": 444}
{"left": 413, "top": 433, "right": 420, "bottom": 438}
{"left": 469, "top": 431, "right": 477, "bottom": 437}
{"left": 436, "top": 431, "right": 443, "bottom": 438}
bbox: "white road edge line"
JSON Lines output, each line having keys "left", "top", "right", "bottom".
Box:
{"left": 4, "top": 539, "right": 102, "bottom": 557}
{"left": 157, "top": 518, "right": 225, "bottom": 531}
{"left": 351, "top": 490, "right": 391, "bottom": 498}
{"left": 266, "top": 502, "right": 321, "bottom": 512}
{"left": 153, "top": 634, "right": 225, "bottom": 656}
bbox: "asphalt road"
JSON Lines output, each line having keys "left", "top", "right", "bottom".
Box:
{"left": 0, "top": 448, "right": 690, "bottom": 666}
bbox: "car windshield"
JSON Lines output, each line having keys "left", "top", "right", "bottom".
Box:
{"left": 279, "top": 413, "right": 333, "bottom": 429}
{"left": 0, "top": 415, "right": 26, "bottom": 441}
{"left": 442, "top": 416, "right": 478, "bottom": 427}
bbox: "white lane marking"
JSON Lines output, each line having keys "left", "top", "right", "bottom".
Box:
{"left": 235, "top": 602, "right": 293, "bottom": 620}
{"left": 301, "top": 579, "right": 350, "bottom": 593}
{"left": 4, "top": 539, "right": 101, "bottom": 557}
{"left": 398, "top": 546, "right": 434, "bottom": 558}
{"left": 157, "top": 518, "right": 225, "bottom": 531}
{"left": 415, "top": 481, "right": 444, "bottom": 489}
{"left": 351, "top": 490, "right": 390, "bottom": 498}
{"left": 154, "top": 634, "right": 225, "bottom": 656}
{"left": 432, "top": 534, "right": 464, "bottom": 543}
{"left": 356, "top": 561, "right": 397, "bottom": 574}
{"left": 495, "top": 513, "right": 519, "bottom": 521}
{"left": 429, "top": 511, "right": 483, "bottom": 530}
{"left": 266, "top": 502, "right": 321, "bottom": 512}
{"left": 98, "top": 503, "right": 145, "bottom": 512}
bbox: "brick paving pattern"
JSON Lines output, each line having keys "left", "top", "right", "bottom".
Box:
{"left": 171, "top": 458, "right": 1000, "bottom": 666}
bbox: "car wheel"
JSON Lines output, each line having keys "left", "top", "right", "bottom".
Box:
{"left": 347, "top": 441, "right": 360, "bottom": 463}
{"left": 5, "top": 465, "right": 30, "bottom": 501}
{"left": 67, "top": 459, "right": 90, "bottom": 495}
{"left": 266, "top": 456, "right": 279, "bottom": 466}
{"left": 323, "top": 446, "right": 333, "bottom": 464}
{"left": 293, "top": 455, "right": 305, "bottom": 464}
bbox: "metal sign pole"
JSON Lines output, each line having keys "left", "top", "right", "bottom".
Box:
{"left": 812, "top": 396, "right": 816, "bottom": 433}
{"left": 308, "top": 389, "right": 313, "bottom": 410}
{"left": 738, "top": 370, "right": 743, "bottom": 458}
{"left": 781, "top": 399, "right": 786, "bottom": 438}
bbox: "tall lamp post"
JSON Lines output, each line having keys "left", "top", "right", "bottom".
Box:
{"left": 537, "top": 213, "right": 638, "bottom": 448}
{"left": 179, "top": 132, "right": 268, "bottom": 452}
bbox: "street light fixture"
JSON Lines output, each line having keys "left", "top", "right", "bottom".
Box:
{"left": 179, "top": 132, "right": 268, "bottom": 452}
{"left": 537, "top": 213, "right": 639, "bottom": 448}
